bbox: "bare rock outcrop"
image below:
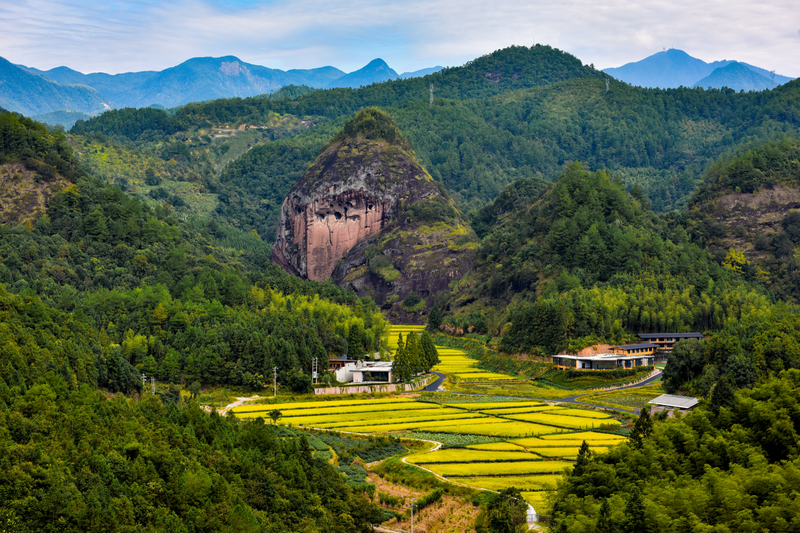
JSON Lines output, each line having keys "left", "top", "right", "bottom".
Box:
{"left": 272, "top": 108, "right": 478, "bottom": 320}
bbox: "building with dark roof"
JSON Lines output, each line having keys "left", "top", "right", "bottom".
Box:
{"left": 552, "top": 352, "right": 655, "bottom": 370}
{"left": 636, "top": 333, "right": 702, "bottom": 352}
{"left": 613, "top": 342, "right": 657, "bottom": 357}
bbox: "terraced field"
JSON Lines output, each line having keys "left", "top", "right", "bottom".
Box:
{"left": 229, "top": 325, "right": 629, "bottom": 513}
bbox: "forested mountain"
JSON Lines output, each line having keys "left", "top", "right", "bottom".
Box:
{"left": 0, "top": 108, "right": 397, "bottom": 531}
{"left": 448, "top": 161, "right": 775, "bottom": 354}
{"left": 70, "top": 45, "right": 800, "bottom": 244}
{"left": 552, "top": 370, "right": 800, "bottom": 532}
{"left": 681, "top": 137, "right": 800, "bottom": 302}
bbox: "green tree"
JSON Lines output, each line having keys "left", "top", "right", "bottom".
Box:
{"left": 420, "top": 331, "right": 440, "bottom": 370}
{"left": 629, "top": 408, "right": 653, "bottom": 449}
{"left": 427, "top": 305, "right": 443, "bottom": 332}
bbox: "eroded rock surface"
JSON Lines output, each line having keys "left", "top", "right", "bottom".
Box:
{"left": 272, "top": 138, "right": 439, "bottom": 281}
{"left": 272, "top": 109, "right": 479, "bottom": 320}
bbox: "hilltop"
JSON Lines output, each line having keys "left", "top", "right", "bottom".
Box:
{"left": 272, "top": 108, "right": 478, "bottom": 320}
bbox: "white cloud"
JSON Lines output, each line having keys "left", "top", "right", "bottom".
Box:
{"left": 0, "top": 0, "right": 797, "bottom": 77}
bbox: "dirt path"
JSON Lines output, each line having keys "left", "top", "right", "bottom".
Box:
{"left": 217, "top": 395, "right": 262, "bottom": 415}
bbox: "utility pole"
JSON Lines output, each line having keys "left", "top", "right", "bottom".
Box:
{"left": 312, "top": 357, "right": 318, "bottom": 384}
{"left": 273, "top": 366, "right": 278, "bottom": 399}
{"left": 141, "top": 373, "right": 147, "bottom": 392}
{"left": 151, "top": 377, "right": 156, "bottom": 395}
{"left": 605, "top": 79, "right": 609, "bottom": 93}
{"left": 409, "top": 498, "right": 416, "bottom": 533}
{"left": 429, "top": 84, "right": 434, "bottom": 107}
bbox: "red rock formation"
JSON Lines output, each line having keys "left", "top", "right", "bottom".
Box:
{"left": 276, "top": 189, "right": 392, "bottom": 281}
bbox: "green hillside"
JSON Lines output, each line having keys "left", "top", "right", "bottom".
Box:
{"left": 71, "top": 48, "right": 800, "bottom": 247}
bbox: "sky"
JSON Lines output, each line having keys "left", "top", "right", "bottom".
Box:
{"left": 1, "top": 0, "right": 798, "bottom": 76}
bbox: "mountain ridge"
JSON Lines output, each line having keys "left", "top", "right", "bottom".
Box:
{"left": 604, "top": 48, "right": 793, "bottom": 90}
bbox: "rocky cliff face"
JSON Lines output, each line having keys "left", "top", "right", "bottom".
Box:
{"left": 272, "top": 109, "right": 478, "bottom": 320}
{"left": 271, "top": 137, "right": 439, "bottom": 280}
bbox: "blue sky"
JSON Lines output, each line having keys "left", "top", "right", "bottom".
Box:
{"left": 1, "top": 0, "right": 798, "bottom": 76}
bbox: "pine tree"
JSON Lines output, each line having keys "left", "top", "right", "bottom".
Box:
{"left": 573, "top": 440, "right": 591, "bottom": 477}
{"left": 346, "top": 323, "right": 365, "bottom": 360}
{"left": 420, "top": 331, "right": 439, "bottom": 370}
{"left": 427, "top": 305, "right": 442, "bottom": 332}
{"left": 622, "top": 486, "right": 647, "bottom": 533}
{"left": 405, "top": 333, "right": 422, "bottom": 375}
{"left": 391, "top": 334, "right": 411, "bottom": 382}
{"left": 630, "top": 408, "right": 653, "bottom": 449}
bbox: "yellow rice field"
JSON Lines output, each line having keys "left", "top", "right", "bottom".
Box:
{"left": 407, "top": 449, "right": 535, "bottom": 464}
{"left": 463, "top": 475, "right": 563, "bottom": 491}
{"left": 429, "top": 461, "right": 573, "bottom": 477}
{"left": 505, "top": 412, "right": 621, "bottom": 429}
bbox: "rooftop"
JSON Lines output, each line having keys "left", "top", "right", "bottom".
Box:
{"left": 617, "top": 343, "right": 658, "bottom": 350}
{"left": 648, "top": 394, "right": 699, "bottom": 409}
{"left": 350, "top": 361, "right": 393, "bottom": 372}
{"left": 554, "top": 353, "right": 654, "bottom": 361}
{"left": 637, "top": 333, "right": 702, "bottom": 339}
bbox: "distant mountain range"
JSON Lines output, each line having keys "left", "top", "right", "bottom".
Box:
{"left": 0, "top": 55, "right": 442, "bottom": 124}
{"left": 604, "top": 49, "right": 793, "bottom": 90}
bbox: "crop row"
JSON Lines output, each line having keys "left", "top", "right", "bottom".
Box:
{"left": 271, "top": 407, "right": 473, "bottom": 426}
{"left": 461, "top": 475, "right": 563, "bottom": 492}
{"left": 407, "top": 449, "right": 535, "bottom": 464}
{"left": 231, "top": 397, "right": 416, "bottom": 413}
{"left": 504, "top": 413, "right": 620, "bottom": 429}
{"left": 251, "top": 401, "right": 439, "bottom": 417}
{"left": 427, "top": 460, "right": 573, "bottom": 477}
{"left": 307, "top": 412, "right": 485, "bottom": 429}
{"left": 539, "top": 431, "right": 626, "bottom": 441}
{"left": 444, "top": 401, "right": 545, "bottom": 410}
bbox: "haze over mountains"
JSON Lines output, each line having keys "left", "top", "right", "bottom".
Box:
{"left": 0, "top": 45, "right": 792, "bottom": 128}
{"left": 604, "top": 48, "right": 793, "bottom": 90}
{"left": 2, "top": 55, "right": 443, "bottom": 122}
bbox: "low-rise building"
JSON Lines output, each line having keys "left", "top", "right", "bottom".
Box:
{"left": 350, "top": 361, "right": 394, "bottom": 383}
{"left": 552, "top": 352, "right": 655, "bottom": 370}
{"left": 648, "top": 393, "right": 699, "bottom": 416}
{"left": 637, "top": 333, "right": 702, "bottom": 352}
{"left": 613, "top": 342, "right": 657, "bottom": 357}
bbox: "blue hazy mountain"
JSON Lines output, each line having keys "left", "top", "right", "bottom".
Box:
{"left": 399, "top": 66, "right": 443, "bottom": 79}
{"left": 0, "top": 57, "right": 109, "bottom": 115}
{"left": 21, "top": 65, "right": 158, "bottom": 102}
{"left": 326, "top": 58, "right": 399, "bottom": 88}
{"left": 693, "top": 61, "right": 775, "bottom": 91}
{"left": 604, "top": 49, "right": 793, "bottom": 90}
{"left": 5, "top": 54, "right": 443, "bottom": 114}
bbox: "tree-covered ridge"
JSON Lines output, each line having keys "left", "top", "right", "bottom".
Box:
{"left": 0, "top": 114, "right": 385, "bottom": 396}
{"left": 551, "top": 370, "right": 800, "bottom": 532}
{"left": 1, "top": 110, "right": 83, "bottom": 180}
{"left": 0, "top": 381, "right": 383, "bottom": 532}
{"left": 328, "top": 107, "right": 413, "bottom": 152}
{"left": 682, "top": 137, "right": 800, "bottom": 302}
{"left": 67, "top": 58, "right": 800, "bottom": 248}
{"left": 447, "top": 162, "right": 774, "bottom": 353}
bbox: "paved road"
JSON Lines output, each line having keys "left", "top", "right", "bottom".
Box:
{"left": 422, "top": 371, "right": 446, "bottom": 392}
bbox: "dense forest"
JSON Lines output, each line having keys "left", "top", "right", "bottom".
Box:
{"left": 550, "top": 370, "right": 800, "bottom": 532}
{"left": 68, "top": 45, "right": 800, "bottom": 249}
{"left": 0, "top": 108, "right": 398, "bottom": 531}
{"left": 3, "top": 42, "right": 800, "bottom": 532}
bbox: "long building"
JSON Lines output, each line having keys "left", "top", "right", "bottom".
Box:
{"left": 636, "top": 332, "right": 702, "bottom": 352}
{"left": 552, "top": 352, "right": 655, "bottom": 370}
